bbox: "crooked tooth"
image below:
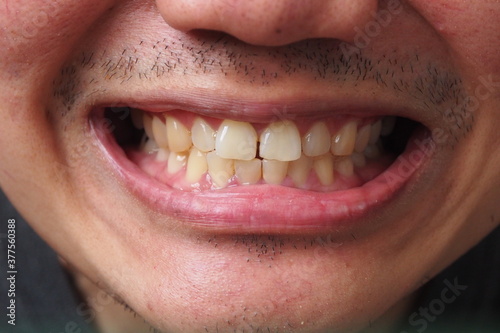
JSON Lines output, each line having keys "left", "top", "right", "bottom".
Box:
{"left": 260, "top": 120, "right": 301, "bottom": 161}
{"left": 152, "top": 116, "right": 169, "bottom": 148}
{"left": 262, "top": 159, "right": 288, "bottom": 185}
{"left": 302, "top": 122, "right": 331, "bottom": 157}
{"left": 381, "top": 117, "right": 396, "bottom": 136}
{"left": 287, "top": 154, "right": 313, "bottom": 187}
{"left": 143, "top": 113, "right": 154, "bottom": 139}
{"left": 215, "top": 120, "right": 257, "bottom": 160}
{"left": 331, "top": 121, "right": 357, "bottom": 156}
{"left": 235, "top": 159, "right": 262, "bottom": 185}
{"left": 186, "top": 147, "right": 208, "bottom": 183}
{"left": 166, "top": 116, "right": 192, "bottom": 152}
{"left": 167, "top": 151, "right": 188, "bottom": 174}
{"left": 131, "top": 109, "right": 144, "bottom": 129}
{"left": 206, "top": 152, "right": 234, "bottom": 188}
{"left": 351, "top": 152, "right": 366, "bottom": 168}
{"left": 369, "top": 120, "right": 382, "bottom": 145}
{"left": 191, "top": 117, "right": 215, "bottom": 152}
{"left": 355, "top": 124, "right": 371, "bottom": 153}
{"left": 314, "top": 154, "right": 334, "bottom": 186}
{"left": 335, "top": 157, "right": 354, "bottom": 177}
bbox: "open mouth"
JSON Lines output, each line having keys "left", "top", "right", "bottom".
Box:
{"left": 92, "top": 104, "right": 427, "bottom": 233}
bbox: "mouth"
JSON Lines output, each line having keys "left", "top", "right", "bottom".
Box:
{"left": 91, "top": 99, "right": 429, "bottom": 234}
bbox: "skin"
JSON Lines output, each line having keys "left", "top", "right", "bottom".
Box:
{"left": 1, "top": 0, "right": 500, "bottom": 332}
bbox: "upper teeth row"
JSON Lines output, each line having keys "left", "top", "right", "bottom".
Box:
{"left": 135, "top": 111, "right": 394, "bottom": 162}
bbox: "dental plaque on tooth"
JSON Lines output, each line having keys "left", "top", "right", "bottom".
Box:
{"left": 118, "top": 107, "right": 400, "bottom": 192}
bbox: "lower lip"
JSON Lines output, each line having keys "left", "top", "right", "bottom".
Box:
{"left": 91, "top": 115, "right": 430, "bottom": 234}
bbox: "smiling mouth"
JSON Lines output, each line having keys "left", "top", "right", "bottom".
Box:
{"left": 90, "top": 100, "right": 428, "bottom": 233}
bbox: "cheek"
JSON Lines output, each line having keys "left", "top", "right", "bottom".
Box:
{"left": 407, "top": 1, "right": 500, "bottom": 76}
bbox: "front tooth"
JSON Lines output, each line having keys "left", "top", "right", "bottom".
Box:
{"left": 314, "top": 154, "right": 334, "bottom": 186}
{"left": 235, "top": 159, "right": 262, "bottom": 185}
{"left": 191, "top": 117, "right": 215, "bottom": 152}
{"left": 143, "top": 113, "right": 154, "bottom": 139}
{"left": 262, "top": 159, "right": 288, "bottom": 185}
{"left": 369, "top": 120, "right": 382, "bottom": 144}
{"left": 331, "top": 121, "right": 357, "bottom": 156}
{"left": 259, "top": 120, "right": 301, "bottom": 161}
{"left": 302, "top": 122, "right": 331, "bottom": 157}
{"left": 287, "top": 154, "right": 313, "bottom": 187}
{"left": 215, "top": 120, "right": 257, "bottom": 160}
{"left": 166, "top": 116, "right": 192, "bottom": 152}
{"left": 206, "top": 152, "right": 234, "bottom": 188}
{"left": 131, "top": 109, "right": 144, "bottom": 129}
{"left": 186, "top": 147, "right": 208, "bottom": 183}
{"left": 381, "top": 117, "right": 396, "bottom": 136}
{"left": 335, "top": 157, "right": 354, "bottom": 177}
{"left": 354, "top": 124, "right": 371, "bottom": 153}
{"left": 152, "top": 116, "right": 169, "bottom": 148}
{"left": 167, "top": 151, "right": 188, "bottom": 174}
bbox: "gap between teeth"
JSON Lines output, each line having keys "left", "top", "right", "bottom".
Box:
{"left": 134, "top": 109, "right": 395, "bottom": 189}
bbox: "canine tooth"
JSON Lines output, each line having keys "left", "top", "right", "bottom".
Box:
{"left": 131, "top": 109, "right": 144, "bottom": 129}
{"left": 235, "top": 159, "right": 262, "bottom": 185}
{"left": 364, "top": 145, "right": 381, "bottom": 159}
{"left": 351, "top": 152, "right": 366, "bottom": 168}
{"left": 259, "top": 120, "right": 301, "bottom": 161}
{"left": 156, "top": 148, "right": 170, "bottom": 162}
{"left": 186, "top": 148, "right": 208, "bottom": 183}
{"left": 166, "top": 116, "right": 192, "bottom": 152}
{"left": 314, "top": 154, "right": 334, "bottom": 186}
{"left": 206, "top": 152, "right": 234, "bottom": 188}
{"left": 167, "top": 151, "right": 188, "bottom": 174}
{"left": 302, "top": 122, "right": 331, "bottom": 157}
{"left": 369, "top": 120, "right": 382, "bottom": 144}
{"left": 381, "top": 117, "right": 396, "bottom": 136}
{"left": 191, "top": 117, "right": 215, "bottom": 152}
{"left": 355, "top": 124, "right": 371, "bottom": 153}
{"left": 143, "top": 113, "right": 154, "bottom": 139}
{"left": 152, "top": 116, "right": 169, "bottom": 148}
{"left": 216, "top": 120, "right": 257, "bottom": 160}
{"left": 287, "top": 154, "right": 313, "bottom": 187}
{"left": 262, "top": 159, "right": 288, "bottom": 185}
{"left": 331, "top": 121, "right": 357, "bottom": 156}
{"left": 335, "top": 157, "right": 354, "bottom": 177}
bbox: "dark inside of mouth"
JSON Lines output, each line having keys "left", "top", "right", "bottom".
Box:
{"left": 104, "top": 107, "right": 419, "bottom": 158}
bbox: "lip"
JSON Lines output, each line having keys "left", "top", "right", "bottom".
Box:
{"left": 88, "top": 95, "right": 433, "bottom": 235}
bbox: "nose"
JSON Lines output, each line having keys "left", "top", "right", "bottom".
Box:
{"left": 156, "top": 0, "right": 379, "bottom": 46}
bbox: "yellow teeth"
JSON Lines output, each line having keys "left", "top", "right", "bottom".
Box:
{"left": 215, "top": 120, "right": 258, "bottom": 160}
{"left": 354, "top": 124, "right": 371, "bottom": 153}
{"left": 262, "top": 159, "right": 288, "bottom": 184}
{"left": 206, "top": 152, "right": 234, "bottom": 188}
{"left": 287, "top": 154, "right": 313, "bottom": 187}
{"left": 235, "top": 159, "right": 262, "bottom": 185}
{"left": 191, "top": 117, "right": 215, "bottom": 152}
{"left": 302, "top": 122, "right": 331, "bottom": 157}
{"left": 185, "top": 147, "right": 208, "bottom": 183}
{"left": 331, "top": 121, "right": 357, "bottom": 156}
{"left": 314, "top": 154, "right": 334, "bottom": 186}
{"left": 166, "top": 116, "right": 192, "bottom": 153}
{"left": 259, "top": 120, "right": 301, "bottom": 161}
{"left": 137, "top": 113, "right": 391, "bottom": 188}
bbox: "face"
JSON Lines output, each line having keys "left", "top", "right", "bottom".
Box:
{"left": 1, "top": 1, "right": 500, "bottom": 332}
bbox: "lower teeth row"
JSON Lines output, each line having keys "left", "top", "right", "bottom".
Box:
{"left": 133, "top": 111, "right": 395, "bottom": 189}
